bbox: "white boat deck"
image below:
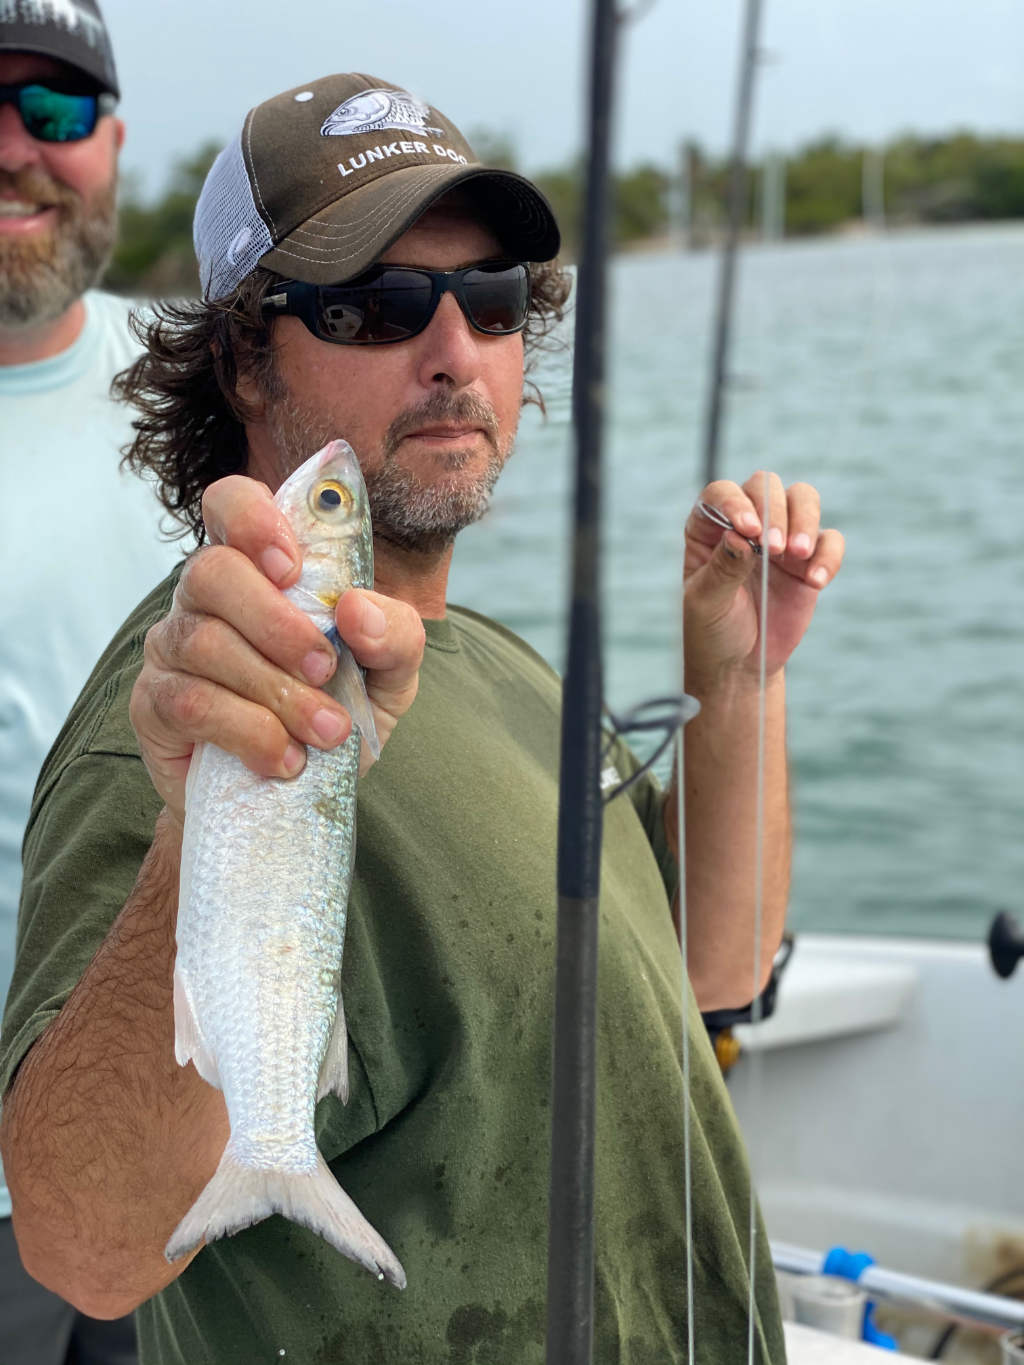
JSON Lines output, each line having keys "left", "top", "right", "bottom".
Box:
{"left": 785, "top": 1321, "right": 905, "bottom": 1360}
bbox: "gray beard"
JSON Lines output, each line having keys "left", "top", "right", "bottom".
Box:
{"left": 263, "top": 383, "right": 514, "bottom": 556}
{"left": 0, "top": 171, "right": 118, "bottom": 328}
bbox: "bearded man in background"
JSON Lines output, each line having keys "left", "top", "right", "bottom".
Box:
{"left": 0, "top": 2, "right": 181, "bottom": 1360}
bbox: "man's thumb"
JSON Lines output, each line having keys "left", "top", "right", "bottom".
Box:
{"left": 692, "top": 532, "right": 760, "bottom": 605}
{"left": 709, "top": 526, "right": 759, "bottom": 581}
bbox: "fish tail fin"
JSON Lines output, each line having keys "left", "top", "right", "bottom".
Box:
{"left": 164, "top": 1145, "right": 405, "bottom": 1288}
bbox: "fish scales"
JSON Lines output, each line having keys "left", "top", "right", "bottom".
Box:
{"left": 178, "top": 739, "right": 356, "bottom": 1156}
{"left": 165, "top": 440, "right": 405, "bottom": 1289}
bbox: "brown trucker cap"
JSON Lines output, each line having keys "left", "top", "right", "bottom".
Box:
{"left": 193, "top": 72, "right": 561, "bottom": 302}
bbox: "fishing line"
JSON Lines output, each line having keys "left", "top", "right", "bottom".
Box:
{"left": 675, "top": 652, "right": 696, "bottom": 1363}
{"left": 693, "top": 0, "right": 771, "bottom": 1354}
{"left": 747, "top": 470, "right": 771, "bottom": 1364}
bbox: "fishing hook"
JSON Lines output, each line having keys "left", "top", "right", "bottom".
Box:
{"left": 696, "top": 500, "right": 764, "bottom": 555}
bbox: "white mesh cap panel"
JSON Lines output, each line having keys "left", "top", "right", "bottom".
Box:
{"left": 193, "top": 133, "right": 275, "bottom": 301}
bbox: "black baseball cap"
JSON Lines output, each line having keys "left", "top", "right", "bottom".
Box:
{"left": 193, "top": 72, "right": 560, "bottom": 302}
{"left": 0, "top": 0, "right": 119, "bottom": 98}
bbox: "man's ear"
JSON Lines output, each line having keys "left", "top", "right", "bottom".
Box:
{"left": 210, "top": 338, "right": 266, "bottom": 422}
{"left": 233, "top": 367, "right": 264, "bottom": 415}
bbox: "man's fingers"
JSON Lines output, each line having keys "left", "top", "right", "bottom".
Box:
{"left": 334, "top": 590, "right": 425, "bottom": 774}
{"left": 738, "top": 470, "right": 789, "bottom": 553}
{"left": 175, "top": 546, "right": 338, "bottom": 688}
{"left": 692, "top": 476, "right": 828, "bottom": 564}
{"left": 687, "top": 479, "right": 748, "bottom": 548}
{"left": 201, "top": 476, "right": 301, "bottom": 587}
{"left": 689, "top": 476, "right": 784, "bottom": 552}
{"left": 138, "top": 497, "right": 427, "bottom": 805}
{"left": 129, "top": 668, "right": 309, "bottom": 820}
{"left": 130, "top": 476, "right": 429, "bottom": 814}
{"left": 144, "top": 611, "right": 353, "bottom": 755}
{"left": 803, "top": 527, "right": 845, "bottom": 588}
{"left": 334, "top": 590, "right": 425, "bottom": 684}
{"left": 781, "top": 482, "right": 821, "bottom": 559}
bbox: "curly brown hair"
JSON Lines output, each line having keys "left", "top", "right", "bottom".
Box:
{"left": 115, "top": 260, "right": 572, "bottom": 542}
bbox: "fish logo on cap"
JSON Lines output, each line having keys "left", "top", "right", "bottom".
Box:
{"left": 321, "top": 88, "right": 444, "bottom": 139}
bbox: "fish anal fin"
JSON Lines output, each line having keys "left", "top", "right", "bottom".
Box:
{"left": 173, "top": 965, "right": 221, "bottom": 1090}
{"left": 317, "top": 996, "right": 350, "bottom": 1104}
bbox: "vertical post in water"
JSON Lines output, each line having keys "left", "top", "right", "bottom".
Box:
{"left": 701, "top": 0, "right": 765, "bottom": 487}
{"left": 546, "top": 0, "right": 619, "bottom": 1362}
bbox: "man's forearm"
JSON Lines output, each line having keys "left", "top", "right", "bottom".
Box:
{"left": 0, "top": 811, "right": 226, "bottom": 1318}
{"left": 667, "top": 671, "right": 791, "bottom": 1011}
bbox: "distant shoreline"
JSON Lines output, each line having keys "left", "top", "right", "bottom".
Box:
{"left": 615, "top": 214, "right": 1024, "bottom": 258}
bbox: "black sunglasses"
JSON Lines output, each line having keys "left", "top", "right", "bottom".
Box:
{"left": 262, "top": 261, "right": 531, "bottom": 346}
{"left": 0, "top": 82, "right": 116, "bottom": 143}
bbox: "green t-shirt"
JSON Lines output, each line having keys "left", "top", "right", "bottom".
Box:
{"left": 1, "top": 572, "right": 784, "bottom": 1365}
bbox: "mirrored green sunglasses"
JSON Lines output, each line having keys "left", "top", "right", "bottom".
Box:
{"left": 0, "top": 82, "right": 116, "bottom": 143}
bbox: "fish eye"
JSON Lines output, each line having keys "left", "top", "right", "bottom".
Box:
{"left": 310, "top": 479, "right": 354, "bottom": 519}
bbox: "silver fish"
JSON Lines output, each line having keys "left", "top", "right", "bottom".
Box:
{"left": 165, "top": 440, "right": 405, "bottom": 1289}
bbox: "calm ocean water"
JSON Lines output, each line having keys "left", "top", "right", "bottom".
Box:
{"left": 447, "top": 222, "right": 1024, "bottom": 941}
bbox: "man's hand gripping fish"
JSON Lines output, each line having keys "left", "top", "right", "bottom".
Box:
{"left": 165, "top": 440, "right": 406, "bottom": 1289}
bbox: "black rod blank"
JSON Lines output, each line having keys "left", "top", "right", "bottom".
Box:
{"left": 546, "top": 0, "right": 620, "bottom": 1361}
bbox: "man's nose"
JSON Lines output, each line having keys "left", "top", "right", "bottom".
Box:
{"left": 0, "top": 100, "right": 42, "bottom": 173}
{"left": 415, "top": 291, "right": 483, "bottom": 390}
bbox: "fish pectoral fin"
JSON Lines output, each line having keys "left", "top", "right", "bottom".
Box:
{"left": 173, "top": 965, "right": 222, "bottom": 1090}
{"left": 317, "top": 996, "right": 350, "bottom": 1104}
{"left": 325, "top": 636, "right": 381, "bottom": 761}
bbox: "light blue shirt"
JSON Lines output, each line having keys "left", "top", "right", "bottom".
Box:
{"left": 0, "top": 291, "right": 185, "bottom": 1216}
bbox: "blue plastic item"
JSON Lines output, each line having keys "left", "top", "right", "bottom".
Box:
{"left": 823, "top": 1246, "right": 899, "bottom": 1351}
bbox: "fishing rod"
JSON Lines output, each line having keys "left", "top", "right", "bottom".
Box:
{"left": 547, "top": 5, "right": 763, "bottom": 1360}
{"left": 545, "top": 0, "right": 622, "bottom": 1359}
{"left": 701, "top": 0, "right": 766, "bottom": 486}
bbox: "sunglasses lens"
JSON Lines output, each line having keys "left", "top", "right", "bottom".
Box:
{"left": 19, "top": 86, "right": 98, "bottom": 142}
{"left": 303, "top": 263, "right": 530, "bottom": 345}
{"left": 317, "top": 269, "right": 435, "bottom": 343}
{"left": 461, "top": 264, "right": 530, "bottom": 334}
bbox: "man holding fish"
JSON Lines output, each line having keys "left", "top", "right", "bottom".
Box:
{"left": 0, "top": 72, "right": 845, "bottom": 1363}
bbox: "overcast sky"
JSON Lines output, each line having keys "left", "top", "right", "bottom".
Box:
{"left": 99, "top": 0, "right": 1023, "bottom": 199}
